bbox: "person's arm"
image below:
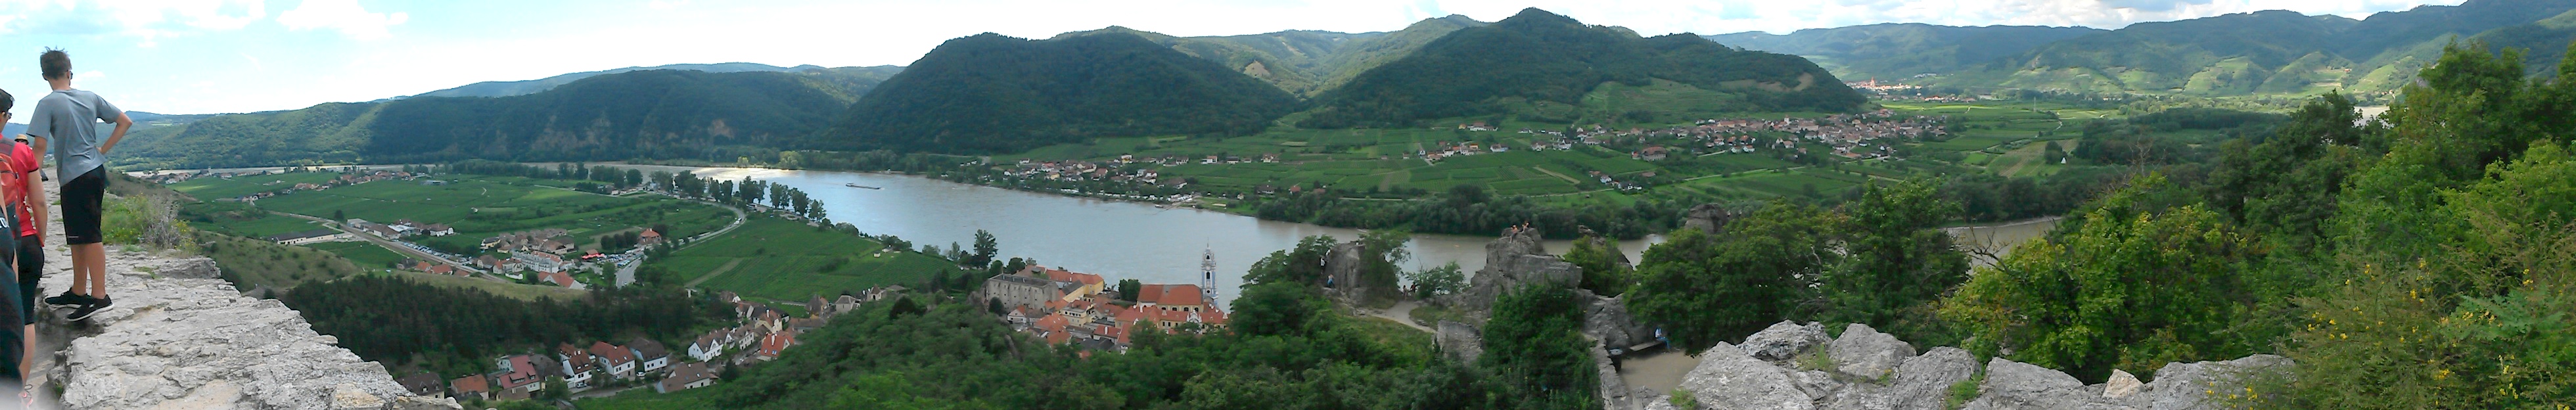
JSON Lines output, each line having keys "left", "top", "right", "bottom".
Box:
{"left": 28, "top": 170, "right": 47, "bottom": 241}
{"left": 101, "top": 112, "right": 131, "bottom": 154}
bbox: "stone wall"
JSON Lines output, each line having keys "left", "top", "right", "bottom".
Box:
{"left": 28, "top": 231, "right": 457, "bottom": 409}
{"left": 1626, "top": 321, "right": 2290, "bottom": 410}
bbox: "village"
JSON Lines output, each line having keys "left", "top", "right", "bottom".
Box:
{"left": 977, "top": 257, "right": 1231, "bottom": 352}
{"left": 407, "top": 285, "right": 908, "bottom": 401}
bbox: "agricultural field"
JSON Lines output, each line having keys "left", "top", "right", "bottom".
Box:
{"left": 171, "top": 172, "right": 733, "bottom": 257}
{"left": 653, "top": 216, "right": 963, "bottom": 304}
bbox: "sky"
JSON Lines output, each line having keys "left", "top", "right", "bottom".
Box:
{"left": 0, "top": 0, "right": 2466, "bottom": 115}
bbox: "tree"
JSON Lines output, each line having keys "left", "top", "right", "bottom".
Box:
{"left": 1562, "top": 232, "right": 1630, "bottom": 296}
{"left": 1627, "top": 202, "right": 1835, "bottom": 350}
{"left": 1243, "top": 235, "right": 1337, "bottom": 286}
{"left": 1401, "top": 262, "right": 1465, "bottom": 299}
{"left": 1231, "top": 283, "right": 1328, "bottom": 337}
{"left": 1115, "top": 279, "right": 1142, "bottom": 302}
{"left": 1479, "top": 284, "right": 1596, "bottom": 407}
{"left": 1821, "top": 177, "right": 1969, "bottom": 344}
{"left": 1944, "top": 176, "right": 2257, "bottom": 382}
{"left": 969, "top": 230, "right": 999, "bottom": 268}
{"left": 1356, "top": 229, "right": 1411, "bottom": 302}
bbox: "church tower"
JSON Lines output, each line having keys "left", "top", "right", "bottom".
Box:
{"left": 1201, "top": 246, "right": 1219, "bottom": 307}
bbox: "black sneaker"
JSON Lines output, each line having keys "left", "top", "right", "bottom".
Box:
{"left": 42, "top": 291, "right": 91, "bottom": 306}
{"left": 65, "top": 298, "right": 109, "bottom": 321}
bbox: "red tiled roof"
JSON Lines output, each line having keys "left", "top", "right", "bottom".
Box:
{"left": 590, "top": 341, "right": 633, "bottom": 365}
{"left": 1039, "top": 268, "right": 1105, "bottom": 286}
{"left": 559, "top": 344, "right": 594, "bottom": 370}
{"left": 451, "top": 374, "right": 489, "bottom": 394}
{"left": 1034, "top": 313, "right": 1070, "bottom": 334}
{"left": 1138, "top": 284, "right": 1205, "bottom": 308}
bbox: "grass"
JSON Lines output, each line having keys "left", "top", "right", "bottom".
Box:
{"left": 568, "top": 381, "right": 725, "bottom": 409}
{"left": 657, "top": 216, "right": 961, "bottom": 302}
{"left": 306, "top": 240, "right": 411, "bottom": 269}
{"left": 379, "top": 269, "right": 586, "bottom": 302}
{"left": 165, "top": 171, "right": 346, "bottom": 199}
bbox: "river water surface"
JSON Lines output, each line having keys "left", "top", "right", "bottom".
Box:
{"left": 635, "top": 166, "right": 1659, "bottom": 303}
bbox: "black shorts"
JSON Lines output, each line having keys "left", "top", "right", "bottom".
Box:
{"left": 62, "top": 168, "right": 104, "bottom": 245}
{"left": 16, "top": 235, "right": 38, "bottom": 326}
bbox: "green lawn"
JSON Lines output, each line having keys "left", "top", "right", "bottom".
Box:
{"left": 570, "top": 383, "right": 724, "bottom": 409}
{"left": 657, "top": 216, "right": 962, "bottom": 302}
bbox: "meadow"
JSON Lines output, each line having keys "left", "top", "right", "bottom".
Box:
{"left": 654, "top": 216, "right": 963, "bottom": 304}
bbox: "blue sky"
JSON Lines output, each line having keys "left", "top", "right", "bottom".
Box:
{"left": 0, "top": 0, "right": 2463, "bottom": 115}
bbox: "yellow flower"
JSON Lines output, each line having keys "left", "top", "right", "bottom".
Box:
{"left": 2433, "top": 369, "right": 2450, "bottom": 380}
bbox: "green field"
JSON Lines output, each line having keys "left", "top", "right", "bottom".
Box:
{"left": 655, "top": 216, "right": 962, "bottom": 303}
{"left": 379, "top": 269, "right": 587, "bottom": 302}
{"left": 166, "top": 171, "right": 346, "bottom": 199}
{"left": 171, "top": 172, "right": 733, "bottom": 256}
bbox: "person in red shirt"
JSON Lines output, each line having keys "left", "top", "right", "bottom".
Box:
{"left": 5, "top": 133, "right": 36, "bottom": 384}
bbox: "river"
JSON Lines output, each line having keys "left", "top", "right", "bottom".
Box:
{"left": 623, "top": 166, "right": 1659, "bottom": 302}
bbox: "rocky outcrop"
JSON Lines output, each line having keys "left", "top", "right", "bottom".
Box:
{"left": 1629, "top": 320, "right": 2288, "bottom": 410}
{"left": 31, "top": 245, "right": 460, "bottom": 409}
{"left": 1578, "top": 290, "right": 1655, "bottom": 352}
{"left": 1322, "top": 241, "right": 1369, "bottom": 304}
{"left": 1435, "top": 320, "right": 1484, "bottom": 363}
{"left": 1440, "top": 227, "right": 1581, "bottom": 320}
{"left": 1681, "top": 204, "right": 1733, "bottom": 235}
{"left": 1736, "top": 321, "right": 1827, "bottom": 361}
{"left": 1826, "top": 324, "right": 1914, "bottom": 380}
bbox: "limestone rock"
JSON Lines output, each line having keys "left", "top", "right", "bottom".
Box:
{"left": 1678, "top": 342, "right": 1812, "bottom": 410}
{"left": 1578, "top": 290, "right": 1654, "bottom": 351}
{"left": 1737, "top": 321, "right": 1827, "bottom": 361}
{"left": 1442, "top": 227, "right": 1581, "bottom": 318}
{"left": 1962, "top": 357, "right": 2095, "bottom": 410}
{"left": 1682, "top": 204, "right": 1733, "bottom": 235}
{"left": 1435, "top": 321, "right": 1484, "bottom": 363}
{"left": 1596, "top": 344, "right": 1633, "bottom": 410}
{"left": 1323, "top": 240, "right": 1366, "bottom": 300}
{"left": 35, "top": 245, "right": 460, "bottom": 409}
{"left": 1828, "top": 323, "right": 1916, "bottom": 380}
{"left": 2135, "top": 354, "right": 2291, "bottom": 410}
{"left": 2103, "top": 369, "right": 2143, "bottom": 398}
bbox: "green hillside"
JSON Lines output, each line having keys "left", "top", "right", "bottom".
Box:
{"left": 413, "top": 62, "right": 902, "bottom": 99}
{"left": 821, "top": 32, "right": 1302, "bottom": 154}
{"left": 1055, "top": 15, "right": 1485, "bottom": 97}
{"left": 114, "top": 68, "right": 878, "bottom": 169}
{"left": 1983, "top": 0, "right": 2575, "bottom": 97}
{"left": 1300, "top": 8, "right": 1866, "bottom": 128}
{"left": 1706, "top": 23, "right": 2105, "bottom": 81}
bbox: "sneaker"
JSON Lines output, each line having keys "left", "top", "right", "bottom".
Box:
{"left": 41, "top": 291, "right": 91, "bottom": 306}
{"left": 65, "top": 298, "right": 109, "bottom": 321}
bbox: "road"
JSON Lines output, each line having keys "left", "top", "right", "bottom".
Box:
{"left": 268, "top": 210, "right": 489, "bottom": 276}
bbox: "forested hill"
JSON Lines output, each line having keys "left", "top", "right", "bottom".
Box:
{"left": 1704, "top": 23, "right": 2105, "bottom": 81}
{"left": 1299, "top": 8, "right": 1866, "bottom": 129}
{"left": 820, "top": 32, "right": 1303, "bottom": 154}
{"left": 114, "top": 68, "right": 876, "bottom": 169}
{"left": 1751, "top": 0, "right": 2576, "bottom": 97}
{"left": 410, "top": 62, "right": 904, "bottom": 99}
{"left": 1052, "top": 14, "right": 1487, "bottom": 97}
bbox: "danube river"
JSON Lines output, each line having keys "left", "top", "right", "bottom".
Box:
{"left": 644, "top": 166, "right": 1659, "bottom": 300}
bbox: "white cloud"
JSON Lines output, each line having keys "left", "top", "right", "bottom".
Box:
{"left": 0, "top": 0, "right": 266, "bottom": 45}
{"left": 276, "top": 0, "right": 407, "bottom": 40}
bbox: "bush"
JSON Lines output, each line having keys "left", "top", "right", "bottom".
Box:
{"left": 103, "top": 194, "right": 196, "bottom": 252}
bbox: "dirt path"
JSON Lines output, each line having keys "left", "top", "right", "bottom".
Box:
{"left": 1529, "top": 166, "right": 1582, "bottom": 184}
{"left": 1360, "top": 301, "right": 1433, "bottom": 333}
{"left": 683, "top": 259, "right": 745, "bottom": 288}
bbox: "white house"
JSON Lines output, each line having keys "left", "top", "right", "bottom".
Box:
{"left": 589, "top": 341, "right": 637, "bottom": 379}
{"left": 630, "top": 338, "right": 672, "bottom": 374}
{"left": 688, "top": 330, "right": 724, "bottom": 362}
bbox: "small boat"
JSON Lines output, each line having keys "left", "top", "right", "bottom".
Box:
{"left": 844, "top": 183, "right": 881, "bottom": 189}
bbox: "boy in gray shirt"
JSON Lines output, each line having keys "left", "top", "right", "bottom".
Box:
{"left": 23, "top": 49, "right": 127, "bottom": 321}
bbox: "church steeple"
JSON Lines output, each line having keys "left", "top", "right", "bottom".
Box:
{"left": 1201, "top": 246, "right": 1219, "bottom": 307}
